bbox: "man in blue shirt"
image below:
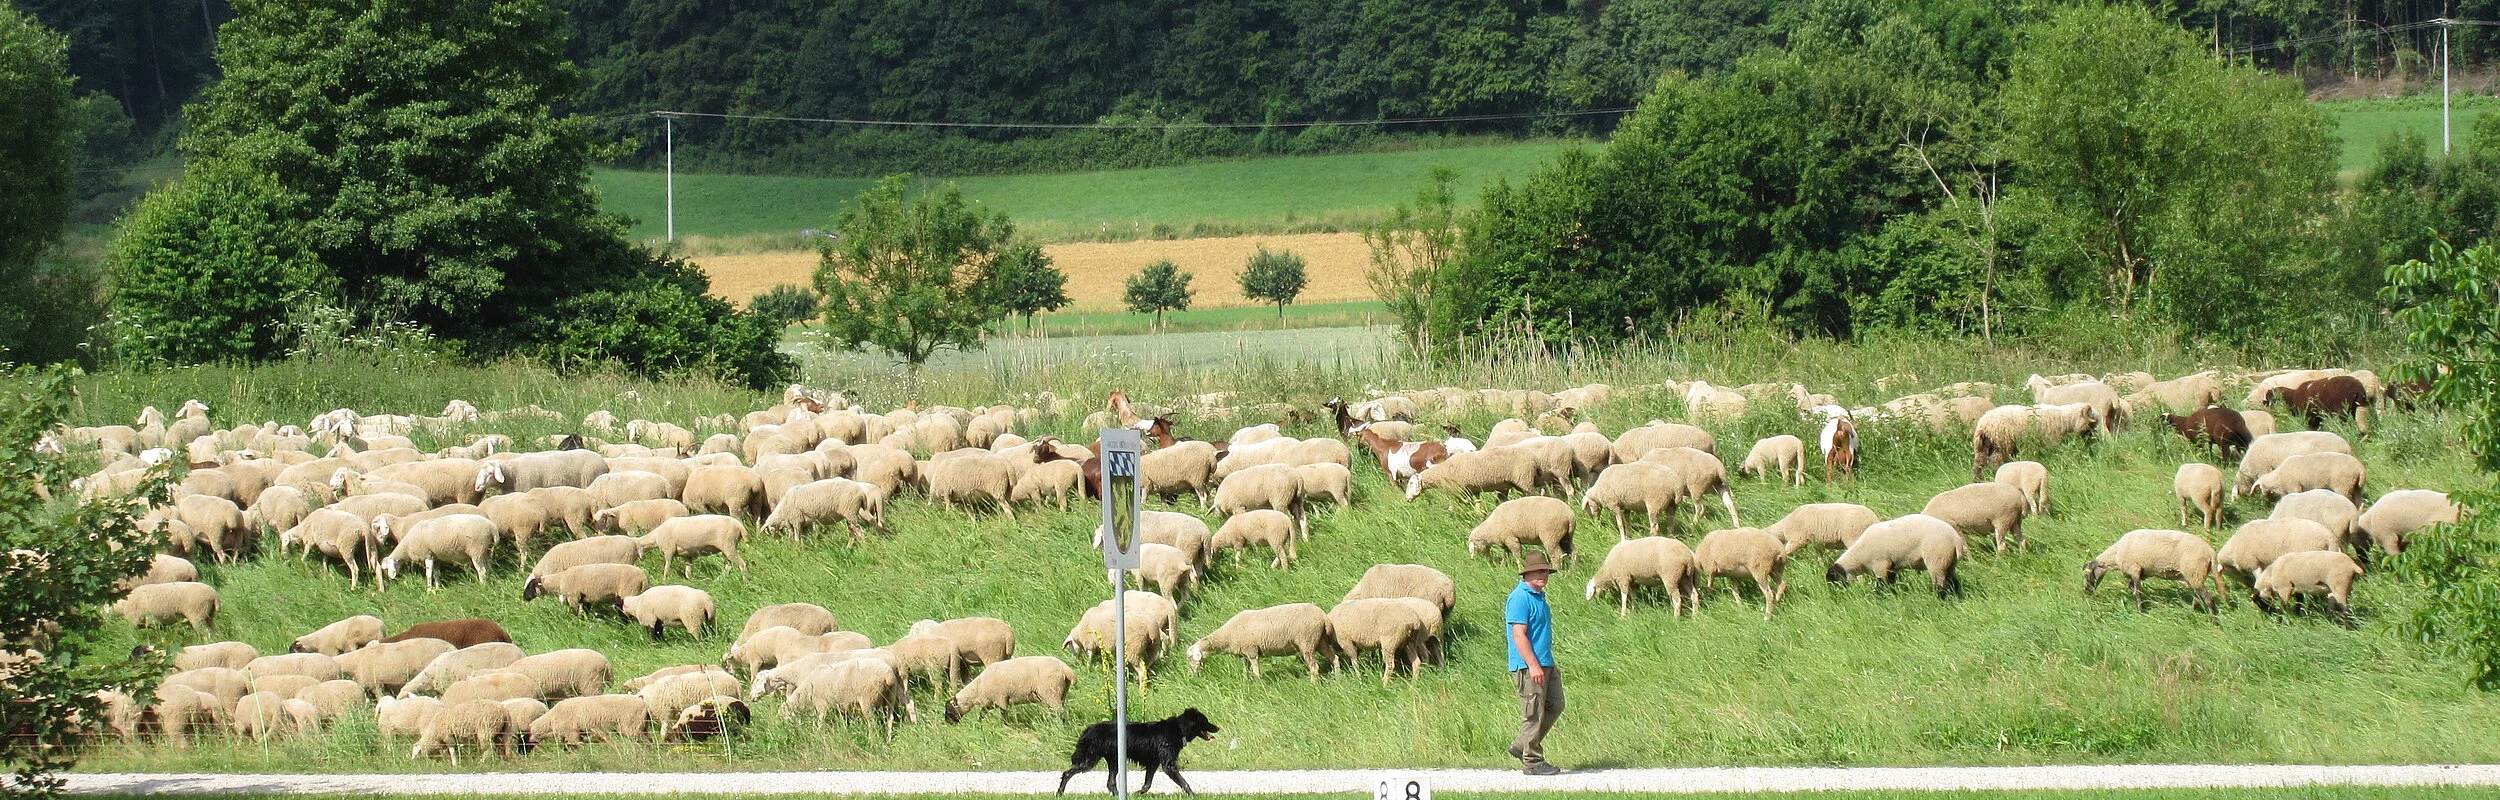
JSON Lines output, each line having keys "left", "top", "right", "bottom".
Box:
{"left": 1504, "top": 549, "right": 1562, "bottom": 775}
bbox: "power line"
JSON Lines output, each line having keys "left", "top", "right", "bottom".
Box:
{"left": 2225, "top": 17, "right": 2458, "bottom": 57}
{"left": 641, "top": 106, "right": 1637, "bottom": 131}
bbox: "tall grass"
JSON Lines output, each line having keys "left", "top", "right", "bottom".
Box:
{"left": 74, "top": 790, "right": 2500, "bottom": 800}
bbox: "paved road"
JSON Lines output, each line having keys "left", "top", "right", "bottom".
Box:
{"left": 64, "top": 764, "right": 2500, "bottom": 795}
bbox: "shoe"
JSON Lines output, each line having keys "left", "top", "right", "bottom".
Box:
{"left": 1506, "top": 744, "right": 1524, "bottom": 760}
{"left": 1523, "top": 762, "right": 1562, "bottom": 776}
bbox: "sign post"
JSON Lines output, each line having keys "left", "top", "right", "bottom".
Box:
{"left": 1097, "top": 428, "right": 1145, "bottom": 800}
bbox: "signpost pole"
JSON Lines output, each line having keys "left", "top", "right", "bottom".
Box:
{"left": 1097, "top": 428, "right": 1144, "bottom": 800}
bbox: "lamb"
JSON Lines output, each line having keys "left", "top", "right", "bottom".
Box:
{"left": 290, "top": 615, "right": 385, "bottom": 656}
{"left": 2271, "top": 490, "right": 2362, "bottom": 549}
{"left": 1188, "top": 603, "right": 1334, "bottom": 680}
{"left": 783, "top": 659, "right": 909, "bottom": 738}
{"left": 246, "top": 652, "right": 349, "bottom": 682}
{"left": 497, "top": 649, "right": 613, "bottom": 699}
{"left": 381, "top": 620, "right": 512, "bottom": 648}
{"left": 742, "top": 603, "right": 841, "bottom": 641}
{"left": 2175, "top": 463, "right": 2226, "bottom": 530}
{"left": 1403, "top": 447, "right": 1541, "bottom": 502}
{"left": 2354, "top": 489, "right": 2462, "bottom": 558}
{"left": 587, "top": 470, "right": 674, "bottom": 511}
{"left": 2214, "top": 518, "right": 2340, "bottom": 611}
{"left": 2085, "top": 529, "right": 2220, "bottom": 613}
{"left": 1611, "top": 422, "right": 1716, "bottom": 461}
{"left": 175, "top": 641, "right": 258, "bottom": 672}
{"left": 528, "top": 694, "right": 651, "bottom": 746}
{"left": 400, "top": 643, "right": 528, "bottom": 697}
{"left": 1922, "top": 482, "right": 2031, "bottom": 553}
{"left": 1011, "top": 458, "right": 1084, "bottom": 512}
{"left": 636, "top": 514, "right": 750, "bottom": 577}
{"left": 523, "top": 563, "right": 650, "bottom": 615}
{"left": 1584, "top": 536, "right": 1701, "bottom": 617}
{"left": 943, "top": 656, "right": 1076, "bottom": 722}
{"left": 1343, "top": 564, "right": 1456, "bottom": 616}
{"left": 1766, "top": 503, "right": 1882, "bottom": 556}
{"left": 622, "top": 585, "right": 717, "bottom": 641}
{"left": 377, "top": 513, "right": 498, "bottom": 588}
{"left": 1211, "top": 463, "right": 1308, "bottom": 540}
{"left": 1826, "top": 514, "right": 1967, "bottom": 598}
{"left": 473, "top": 449, "right": 608, "bottom": 495}
{"left": 1636, "top": 446, "right": 1738, "bottom": 525}
{"left": 1738, "top": 435, "right": 1806, "bottom": 488}
{"left": 336, "top": 638, "right": 457, "bottom": 696}
{"left": 282, "top": 509, "right": 380, "bottom": 588}
{"left": 115, "top": 581, "right": 218, "bottom": 631}
{"left": 1993, "top": 460, "right": 2050, "bottom": 516}
{"left": 1061, "top": 591, "right": 1178, "bottom": 681}
{"left": 531, "top": 535, "right": 647, "bottom": 578}
{"left": 1292, "top": 462, "right": 1353, "bottom": 511}
{"left": 1467, "top": 495, "right": 1576, "bottom": 568}
{"left": 2233, "top": 431, "right": 2353, "bottom": 498}
{"left": 1579, "top": 462, "right": 1684, "bottom": 540}
{"left": 1210, "top": 509, "right": 1298, "bottom": 569}
{"left": 411, "top": 698, "right": 513, "bottom": 759}
{"left": 2160, "top": 407, "right": 2253, "bottom": 459}
{"left": 121, "top": 553, "right": 199, "bottom": 592}
{"left": 1326, "top": 598, "right": 1430, "bottom": 684}
{"left": 923, "top": 453, "right": 1016, "bottom": 519}
{"left": 1694, "top": 527, "right": 1790, "bottom": 619}
{"left": 904, "top": 617, "right": 1015, "bottom": 666}
{"left": 2251, "top": 451, "right": 2367, "bottom": 505}
{"left": 2253, "top": 550, "right": 2366, "bottom": 629}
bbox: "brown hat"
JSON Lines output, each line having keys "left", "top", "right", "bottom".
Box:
{"left": 1518, "top": 550, "right": 1556, "bottom": 576}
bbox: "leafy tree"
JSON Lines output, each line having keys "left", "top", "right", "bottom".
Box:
{"left": 991, "top": 242, "right": 1072, "bottom": 328}
{"left": 749, "top": 284, "right": 821, "bottom": 328}
{"left": 1239, "top": 246, "right": 1307, "bottom": 319}
{"left": 2384, "top": 239, "right": 2500, "bottom": 688}
{"left": 1, "top": 366, "right": 163, "bottom": 796}
{"left": 1365, "top": 166, "right": 1465, "bottom": 351}
{"left": 0, "top": 4, "right": 74, "bottom": 279}
{"left": 106, "top": 163, "right": 328, "bottom": 365}
{"left": 813, "top": 175, "right": 1015, "bottom": 367}
{"left": 1123, "top": 260, "right": 1194, "bottom": 328}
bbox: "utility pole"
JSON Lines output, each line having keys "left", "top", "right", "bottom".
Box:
{"left": 2443, "top": 19, "right": 2454, "bottom": 154}
{"left": 663, "top": 113, "right": 677, "bottom": 242}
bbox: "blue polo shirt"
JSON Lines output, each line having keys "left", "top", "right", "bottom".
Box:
{"left": 1505, "top": 579, "right": 1554, "bottom": 671}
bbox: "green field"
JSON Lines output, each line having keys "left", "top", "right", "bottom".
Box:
{"left": 2328, "top": 96, "right": 2500, "bottom": 174}
{"left": 787, "top": 302, "right": 1393, "bottom": 344}
{"left": 792, "top": 325, "right": 1396, "bottom": 373}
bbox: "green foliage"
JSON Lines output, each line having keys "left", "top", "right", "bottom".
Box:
{"left": 2385, "top": 239, "right": 2500, "bottom": 690}
{"left": 0, "top": 4, "right": 74, "bottom": 274}
{"left": 0, "top": 366, "right": 161, "bottom": 796}
{"left": 0, "top": 258, "right": 106, "bottom": 367}
{"left": 1238, "top": 246, "right": 1307, "bottom": 318}
{"left": 813, "top": 176, "right": 1015, "bottom": 367}
{"left": 534, "top": 272, "right": 796, "bottom": 391}
{"left": 749, "top": 284, "right": 821, "bottom": 328}
{"left": 104, "top": 163, "right": 327, "bottom": 365}
{"left": 990, "top": 242, "right": 1071, "bottom": 326}
{"left": 1365, "top": 166, "right": 1466, "bottom": 351}
{"left": 1123, "top": 260, "right": 1194, "bottom": 328}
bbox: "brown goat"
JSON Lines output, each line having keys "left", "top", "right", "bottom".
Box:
{"left": 378, "top": 619, "right": 512, "bottom": 649}
{"left": 2159, "top": 407, "right": 2253, "bottom": 459}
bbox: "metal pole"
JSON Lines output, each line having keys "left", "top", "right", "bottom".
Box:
{"left": 665, "top": 114, "right": 677, "bottom": 241}
{"left": 2442, "top": 21, "right": 2454, "bottom": 155}
{"left": 1112, "top": 569, "right": 1129, "bottom": 800}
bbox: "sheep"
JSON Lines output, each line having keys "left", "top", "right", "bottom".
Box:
{"left": 144, "top": 685, "right": 225, "bottom": 747}
{"left": 637, "top": 514, "right": 749, "bottom": 578}
{"left": 1694, "top": 527, "right": 1790, "bottom": 619}
{"left": 760, "top": 478, "right": 886, "bottom": 544}
{"left": 291, "top": 615, "right": 385, "bottom": 656}
{"left": 1737, "top": 435, "right": 1806, "bottom": 488}
{"left": 477, "top": 492, "right": 553, "bottom": 562}
{"left": 587, "top": 471, "right": 674, "bottom": 511}
{"left": 2028, "top": 377, "right": 2124, "bottom": 433}
{"left": 1061, "top": 592, "right": 1178, "bottom": 682}
{"left": 783, "top": 659, "right": 909, "bottom": 738}
{"left": 2242, "top": 408, "right": 2279, "bottom": 438}
{"left": 1762, "top": 502, "right": 1879, "bottom": 557}
{"left": 2141, "top": 371, "right": 2225, "bottom": 413}
{"left": 174, "top": 494, "right": 247, "bottom": 564}
{"left": 120, "top": 553, "right": 199, "bottom": 592}
{"left": 527, "top": 486, "right": 597, "bottom": 535}
{"left": 283, "top": 509, "right": 380, "bottom": 588}
{"left": 376, "top": 513, "right": 497, "bottom": 589}
{"left": 623, "top": 585, "right": 717, "bottom": 641}
{"left": 2253, "top": 550, "right": 2366, "bottom": 629}
{"left": 1126, "top": 543, "right": 1199, "bottom": 603}
{"left": 1011, "top": 457, "right": 1084, "bottom": 512}
{"left": 174, "top": 641, "right": 258, "bottom": 672}
{"left": 528, "top": 694, "right": 650, "bottom": 746}
{"left": 368, "top": 458, "right": 486, "bottom": 506}
{"left": 1212, "top": 463, "right": 1308, "bottom": 540}
{"left": 245, "top": 485, "right": 313, "bottom": 535}
{"left": 1994, "top": 460, "right": 2051, "bottom": 517}
{"left": 1972, "top": 405, "right": 2042, "bottom": 480}
{"left": 1637, "top": 446, "right": 1738, "bottom": 525}
{"left": 741, "top": 603, "right": 841, "bottom": 641}
{"left": 523, "top": 563, "right": 650, "bottom": 615}
{"left": 1326, "top": 598, "right": 1429, "bottom": 684}
{"left": 1292, "top": 462, "right": 1353, "bottom": 511}
{"left": 2214, "top": 518, "right": 2340, "bottom": 611}
{"left": 2233, "top": 431, "right": 2353, "bottom": 498}
{"left": 295, "top": 680, "right": 369, "bottom": 720}
{"left": 904, "top": 617, "right": 1015, "bottom": 666}
{"left": 1826, "top": 514, "right": 1967, "bottom": 598}
{"left": 335, "top": 638, "right": 456, "bottom": 696}
{"left": 637, "top": 670, "right": 744, "bottom": 733}
{"left": 2165, "top": 462, "right": 2227, "bottom": 532}
{"left": 1140, "top": 441, "right": 1221, "bottom": 505}
{"left": 531, "top": 535, "right": 647, "bottom": 578}
{"left": 1211, "top": 509, "right": 1298, "bottom": 569}
{"left": 229, "top": 691, "right": 295, "bottom": 741}
{"left": 2086, "top": 529, "right": 2220, "bottom": 613}
{"left": 847, "top": 445, "right": 919, "bottom": 499}
{"left": 1343, "top": 564, "right": 1456, "bottom": 616}
{"left": 1468, "top": 495, "right": 1576, "bottom": 569}
{"left": 410, "top": 698, "right": 512, "bottom": 759}
{"left": 2354, "top": 489, "right": 2462, "bottom": 559}
{"left": 2251, "top": 451, "right": 2367, "bottom": 505}
{"left": 1584, "top": 536, "right": 1701, "bottom": 618}
{"left": 474, "top": 449, "right": 608, "bottom": 495}
{"left": 441, "top": 671, "right": 542, "bottom": 707}
{"left": 1580, "top": 462, "right": 1683, "bottom": 540}
{"left": 772, "top": 631, "right": 879, "bottom": 667}
{"left": 922, "top": 453, "right": 1016, "bottom": 520}
{"left": 1403, "top": 447, "right": 1541, "bottom": 502}
{"left": 115, "top": 581, "right": 218, "bottom": 631}
{"left": 250, "top": 674, "right": 321, "bottom": 701}
{"left": 682, "top": 464, "right": 767, "bottom": 521}
{"left": 496, "top": 649, "right": 613, "bottom": 699}
{"left": 382, "top": 619, "right": 512, "bottom": 648}
{"left": 400, "top": 643, "right": 528, "bottom": 697}
{"left": 163, "top": 666, "right": 251, "bottom": 709}
{"left": 725, "top": 626, "right": 812, "bottom": 675}
{"left": 1922, "top": 482, "right": 2031, "bottom": 553}
{"left": 1091, "top": 510, "right": 1213, "bottom": 575}
{"left": 1612, "top": 422, "right": 1716, "bottom": 461}
{"left": 622, "top": 664, "right": 733, "bottom": 694}
{"left": 2271, "top": 489, "right": 2362, "bottom": 549}
{"left": 246, "top": 652, "right": 350, "bottom": 684}
{"left": 1188, "top": 603, "right": 1334, "bottom": 681}
{"left": 944, "top": 656, "right": 1075, "bottom": 723}
{"left": 2160, "top": 407, "right": 2253, "bottom": 459}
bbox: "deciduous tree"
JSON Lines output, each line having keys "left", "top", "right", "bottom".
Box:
{"left": 1239, "top": 246, "right": 1307, "bottom": 319}
{"left": 1124, "top": 260, "right": 1194, "bottom": 329}
{"left": 813, "top": 176, "right": 1014, "bottom": 367}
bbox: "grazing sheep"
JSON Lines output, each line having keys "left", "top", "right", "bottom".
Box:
{"left": 622, "top": 585, "right": 717, "bottom": 641}
{"left": 1612, "top": 423, "right": 1716, "bottom": 461}
{"left": 1994, "top": 461, "right": 2051, "bottom": 517}
{"left": 2176, "top": 463, "right": 2227, "bottom": 530}
{"left": 2028, "top": 378, "right": 2124, "bottom": 433}
{"left": 725, "top": 626, "right": 811, "bottom": 676}
{"left": 1125, "top": 543, "right": 1199, "bottom": 603}
{"left": 163, "top": 666, "right": 251, "bottom": 709}
{"left": 173, "top": 642, "right": 257, "bottom": 673}
{"left": 119, "top": 553, "right": 199, "bottom": 592}
{"left": 683, "top": 464, "right": 768, "bottom": 521}
{"left": 497, "top": 649, "right": 613, "bottom": 699}
{"left": 2086, "top": 529, "right": 2219, "bottom": 613}
{"left": 1636, "top": 447, "right": 1738, "bottom": 525}
{"left": 1584, "top": 536, "right": 1701, "bottom": 618}
{"left": 943, "top": 656, "right": 1075, "bottom": 723}
{"left": 246, "top": 652, "right": 349, "bottom": 684}
{"left": 2160, "top": 407, "right": 2253, "bottom": 459}
{"left": 441, "top": 672, "right": 542, "bottom": 706}
{"left": 2233, "top": 431, "right": 2352, "bottom": 498}
{"left": 523, "top": 563, "right": 650, "bottom": 615}
{"left": 1292, "top": 462, "right": 1353, "bottom": 510}
{"left": 412, "top": 699, "right": 513, "bottom": 759}
{"left": 1210, "top": 509, "right": 1298, "bottom": 569}
{"left": 229, "top": 691, "right": 297, "bottom": 741}
{"left": 381, "top": 620, "right": 512, "bottom": 648}
{"left": 368, "top": 459, "right": 486, "bottom": 506}
{"left": 637, "top": 514, "right": 750, "bottom": 578}
{"left": 587, "top": 471, "right": 674, "bottom": 512}
{"left": 291, "top": 615, "right": 385, "bottom": 656}
{"left": 377, "top": 513, "right": 498, "bottom": 588}
{"left": 1827, "top": 514, "right": 1967, "bottom": 598}
{"left": 923, "top": 453, "right": 1016, "bottom": 519}
{"left": 1090, "top": 511, "right": 1214, "bottom": 575}
{"left": 1211, "top": 463, "right": 1308, "bottom": 541}
{"left": 2271, "top": 490, "right": 2362, "bottom": 549}
{"left": 144, "top": 685, "right": 224, "bottom": 747}
{"left": 529, "top": 694, "right": 651, "bottom": 746}
{"left": 1694, "top": 527, "right": 1789, "bottom": 620}
{"left": 1467, "top": 495, "right": 1576, "bottom": 568}
{"left": 2214, "top": 518, "right": 2340, "bottom": 611}
{"left": 741, "top": 603, "right": 841, "bottom": 641}
{"left": 1326, "top": 598, "right": 1429, "bottom": 684}
{"left": 1737, "top": 435, "right": 1806, "bottom": 488}
{"left": 474, "top": 449, "right": 608, "bottom": 495}
{"left": 531, "top": 535, "right": 647, "bottom": 578}
{"left": 116, "top": 581, "right": 218, "bottom": 631}
{"left": 500, "top": 697, "right": 549, "bottom": 734}
{"left": 847, "top": 445, "right": 919, "bottom": 499}
{"left": 1761, "top": 505, "right": 1880, "bottom": 561}
{"left": 784, "top": 659, "right": 909, "bottom": 739}
{"left": 2142, "top": 372, "right": 2226, "bottom": 413}
{"left": 1140, "top": 441, "right": 1222, "bottom": 505}
{"left": 400, "top": 643, "right": 529, "bottom": 697}
{"left": 2242, "top": 408, "right": 2279, "bottom": 438}
{"left": 335, "top": 638, "right": 456, "bottom": 696}
{"left": 1922, "top": 482, "right": 2031, "bottom": 553}
{"left": 1187, "top": 603, "right": 1334, "bottom": 681}
{"left": 638, "top": 670, "right": 745, "bottom": 733}
{"left": 174, "top": 494, "right": 248, "bottom": 564}
{"left": 295, "top": 679, "right": 369, "bottom": 720}
{"left": 2251, "top": 451, "right": 2367, "bottom": 505}
{"left": 1403, "top": 447, "right": 1541, "bottom": 502}
{"left": 904, "top": 617, "right": 1015, "bottom": 666}
{"left": 282, "top": 509, "right": 380, "bottom": 588}
{"left": 250, "top": 674, "right": 320, "bottom": 701}
{"left": 1343, "top": 564, "right": 1456, "bottom": 616}
{"left": 527, "top": 486, "right": 598, "bottom": 535}
{"left": 2254, "top": 550, "right": 2366, "bottom": 629}
{"left": 622, "top": 664, "right": 734, "bottom": 694}
{"left": 1010, "top": 454, "right": 1084, "bottom": 513}
{"left": 1579, "top": 462, "right": 1684, "bottom": 540}
{"left": 1062, "top": 592, "right": 1178, "bottom": 681}
{"left": 2354, "top": 489, "right": 2462, "bottom": 559}
{"left": 478, "top": 492, "right": 554, "bottom": 562}
{"left": 773, "top": 631, "right": 878, "bottom": 667}
{"left": 374, "top": 695, "right": 446, "bottom": 740}
{"left": 887, "top": 632, "right": 965, "bottom": 692}
{"left": 245, "top": 485, "right": 313, "bottom": 535}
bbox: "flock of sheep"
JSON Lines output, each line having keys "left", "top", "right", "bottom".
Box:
{"left": 36, "top": 364, "right": 2465, "bottom": 760}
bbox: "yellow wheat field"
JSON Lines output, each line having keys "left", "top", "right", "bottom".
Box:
{"left": 696, "top": 232, "right": 1375, "bottom": 312}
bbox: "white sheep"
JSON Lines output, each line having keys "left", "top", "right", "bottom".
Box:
{"left": 400, "top": 643, "right": 528, "bottom": 697}
{"left": 531, "top": 535, "right": 646, "bottom": 578}
{"left": 637, "top": 514, "right": 749, "bottom": 577}
{"left": 1402, "top": 447, "right": 1541, "bottom": 502}
{"left": 2251, "top": 451, "right": 2366, "bottom": 505}
{"left": 2214, "top": 518, "right": 2339, "bottom": 611}
{"left": 1922, "top": 482, "right": 2030, "bottom": 553}
{"left": 1124, "top": 543, "right": 1199, "bottom": 603}
{"left": 497, "top": 649, "right": 614, "bottom": 699}
{"left": 528, "top": 694, "right": 649, "bottom": 746}
{"left": 411, "top": 698, "right": 512, "bottom": 759}
{"left": 741, "top": 603, "right": 841, "bottom": 641}
{"left": 1636, "top": 446, "right": 1738, "bottom": 525}
{"left": 2270, "top": 489, "right": 2361, "bottom": 550}
{"left": 1091, "top": 510, "right": 1213, "bottom": 575}
{"left": 2175, "top": 463, "right": 2226, "bottom": 530}
{"left": 1342, "top": 564, "right": 1456, "bottom": 615}
{"left": 761, "top": 478, "right": 886, "bottom": 544}
{"left": 1292, "top": 462, "right": 1352, "bottom": 511}
{"left": 116, "top": 581, "right": 218, "bottom": 631}
{"left": 1061, "top": 591, "right": 1178, "bottom": 682}
{"left": 1210, "top": 509, "right": 1297, "bottom": 569}
{"left": 1584, "top": 536, "right": 1700, "bottom": 618}
{"left": 2253, "top": 550, "right": 2365, "bottom": 628}
{"left": 290, "top": 615, "right": 384, "bottom": 656}
{"left": 1993, "top": 460, "right": 2050, "bottom": 516}
{"left": 682, "top": 464, "right": 767, "bottom": 521}
{"left": 587, "top": 470, "right": 674, "bottom": 511}
{"left": 336, "top": 638, "right": 457, "bottom": 697}
{"left": 1827, "top": 514, "right": 1967, "bottom": 598}
{"left": 923, "top": 452, "right": 1016, "bottom": 519}
{"left": 783, "top": 660, "right": 909, "bottom": 739}
{"left": 2085, "top": 529, "right": 2219, "bottom": 613}
{"left": 1326, "top": 598, "right": 1429, "bottom": 685}
{"left": 1143, "top": 441, "right": 1221, "bottom": 505}
{"left": 1694, "top": 527, "right": 1789, "bottom": 619}
{"left": 1212, "top": 463, "right": 1307, "bottom": 540}
{"left": 1737, "top": 435, "right": 1805, "bottom": 487}
{"left": 1188, "top": 603, "right": 1334, "bottom": 680}
{"left": 1765, "top": 503, "right": 1881, "bottom": 556}
{"left": 523, "top": 563, "right": 650, "bottom": 615}
{"left": 374, "top": 695, "right": 445, "bottom": 740}
{"left": 2232, "top": 431, "right": 2351, "bottom": 498}
{"left": 378, "top": 513, "right": 497, "bottom": 588}
{"left": 175, "top": 641, "right": 258, "bottom": 672}
{"left": 1467, "top": 495, "right": 1576, "bottom": 568}
{"left": 623, "top": 585, "right": 717, "bottom": 641}
{"left": 2354, "top": 489, "right": 2462, "bottom": 558}
{"left": 904, "top": 617, "right": 1015, "bottom": 666}
{"left": 943, "top": 656, "right": 1074, "bottom": 723}
{"left": 1579, "top": 461, "right": 1683, "bottom": 540}
{"left": 1611, "top": 422, "right": 1716, "bottom": 461}
{"left": 283, "top": 508, "right": 379, "bottom": 588}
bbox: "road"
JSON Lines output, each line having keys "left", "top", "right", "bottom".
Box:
{"left": 64, "top": 764, "right": 2500, "bottom": 795}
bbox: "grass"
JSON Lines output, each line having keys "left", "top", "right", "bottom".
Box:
{"left": 78, "top": 791, "right": 2500, "bottom": 800}
{"left": 593, "top": 142, "right": 1579, "bottom": 247}
{"left": 789, "top": 325, "right": 1397, "bottom": 373}
{"left": 2325, "top": 96, "right": 2500, "bottom": 175}
{"left": 55, "top": 328, "right": 2496, "bottom": 775}
{"left": 1018, "top": 302, "right": 1391, "bottom": 336}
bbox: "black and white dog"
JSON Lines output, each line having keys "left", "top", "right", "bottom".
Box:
{"left": 1054, "top": 708, "right": 1221, "bottom": 795}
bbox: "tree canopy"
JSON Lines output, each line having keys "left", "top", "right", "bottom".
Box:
{"left": 1240, "top": 246, "right": 1308, "bottom": 318}
{"left": 1124, "top": 260, "right": 1194, "bottom": 328}
{"left": 813, "top": 175, "right": 1015, "bottom": 367}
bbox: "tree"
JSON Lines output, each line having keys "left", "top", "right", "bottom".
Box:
{"left": 749, "top": 284, "right": 821, "bottom": 328}
{"left": 106, "top": 162, "right": 328, "bottom": 365}
{"left": 1238, "top": 246, "right": 1307, "bottom": 319}
{"left": 2384, "top": 240, "right": 2500, "bottom": 688}
{"left": 0, "top": 4, "right": 74, "bottom": 276}
{"left": 813, "top": 175, "right": 1015, "bottom": 368}
{"left": 991, "top": 242, "right": 1071, "bottom": 328}
{"left": 1124, "top": 260, "right": 1194, "bottom": 328}
{"left": 1365, "top": 166, "right": 1465, "bottom": 351}
{"left": 2, "top": 366, "right": 163, "bottom": 797}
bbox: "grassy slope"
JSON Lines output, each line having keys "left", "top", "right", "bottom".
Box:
{"left": 60, "top": 336, "right": 2496, "bottom": 774}
{"left": 2327, "top": 97, "right": 2500, "bottom": 175}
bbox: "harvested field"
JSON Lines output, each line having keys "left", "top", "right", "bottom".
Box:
{"left": 697, "top": 232, "right": 1373, "bottom": 312}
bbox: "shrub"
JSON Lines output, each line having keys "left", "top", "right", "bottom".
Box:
{"left": 750, "top": 284, "right": 821, "bottom": 327}
{"left": 105, "top": 164, "right": 330, "bottom": 365}
{"left": 533, "top": 277, "right": 796, "bottom": 390}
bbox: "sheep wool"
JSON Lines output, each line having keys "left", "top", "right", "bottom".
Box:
{"left": 1187, "top": 603, "right": 1334, "bottom": 680}
{"left": 1584, "top": 536, "right": 1701, "bottom": 618}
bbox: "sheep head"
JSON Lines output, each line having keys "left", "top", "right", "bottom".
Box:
{"left": 2083, "top": 560, "right": 2112, "bottom": 595}
{"left": 473, "top": 461, "right": 506, "bottom": 492}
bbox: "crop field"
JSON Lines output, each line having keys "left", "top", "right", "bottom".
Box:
{"left": 55, "top": 330, "right": 2500, "bottom": 777}
{"left": 705, "top": 232, "right": 1377, "bottom": 312}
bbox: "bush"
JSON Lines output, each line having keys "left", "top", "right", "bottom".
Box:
{"left": 104, "top": 164, "right": 329, "bottom": 365}
{"left": 533, "top": 277, "right": 796, "bottom": 390}
{"left": 991, "top": 242, "right": 1071, "bottom": 326}
{"left": 750, "top": 284, "right": 821, "bottom": 327}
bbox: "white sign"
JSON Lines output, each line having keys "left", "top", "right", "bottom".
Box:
{"left": 1373, "top": 775, "right": 1431, "bottom": 800}
{"left": 1098, "top": 428, "right": 1144, "bottom": 570}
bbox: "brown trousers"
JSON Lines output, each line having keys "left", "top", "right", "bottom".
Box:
{"left": 1511, "top": 665, "right": 1563, "bottom": 764}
